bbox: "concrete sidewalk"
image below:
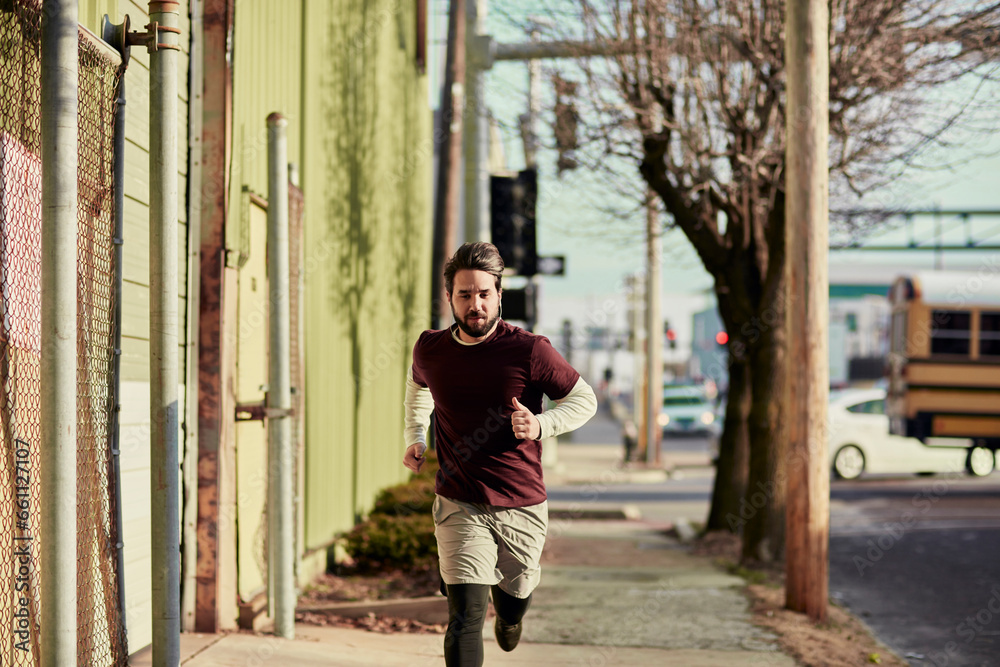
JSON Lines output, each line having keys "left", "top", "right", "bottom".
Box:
{"left": 132, "top": 432, "right": 797, "bottom": 666}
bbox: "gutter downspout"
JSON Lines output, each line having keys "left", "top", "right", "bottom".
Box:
{"left": 102, "top": 14, "right": 132, "bottom": 647}
{"left": 266, "top": 113, "right": 295, "bottom": 639}
{"left": 40, "top": 1, "right": 79, "bottom": 664}
{"left": 146, "top": 2, "right": 182, "bottom": 664}
{"left": 181, "top": 0, "right": 204, "bottom": 633}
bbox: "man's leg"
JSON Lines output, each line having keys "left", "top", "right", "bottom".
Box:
{"left": 491, "top": 585, "right": 531, "bottom": 652}
{"left": 492, "top": 501, "right": 548, "bottom": 652}
{"left": 433, "top": 496, "right": 503, "bottom": 666}
{"left": 444, "top": 584, "right": 490, "bottom": 667}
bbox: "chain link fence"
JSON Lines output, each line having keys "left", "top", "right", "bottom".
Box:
{"left": 0, "top": 1, "right": 128, "bottom": 665}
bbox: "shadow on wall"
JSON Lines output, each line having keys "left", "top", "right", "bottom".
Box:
{"left": 322, "top": 0, "right": 378, "bottom": 520}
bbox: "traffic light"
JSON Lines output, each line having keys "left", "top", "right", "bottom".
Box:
{"left": 500, "top": 287, "right": 533, "bottom": 322}
{"left": 553, "top": 75, "right": 578, "bottom": 175}
{"left": 490, "top": 169, "right": 538, "bottom": 276}
{"left": 715, "top": 331, "right": 729, "bottom": 347}
{"left": 664, "top": 320, "right": 677, "bottom": 349}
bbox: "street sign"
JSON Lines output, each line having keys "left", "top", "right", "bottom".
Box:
{"left": 536, "top": 255, "right": 565, "bottom": 275}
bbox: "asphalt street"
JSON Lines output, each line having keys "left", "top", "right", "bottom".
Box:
{"left": 828, "top": 476, "right": 1000, "bottom": 667}
{"left": 552, "top": 412, "right": 1000, "bottom": 666}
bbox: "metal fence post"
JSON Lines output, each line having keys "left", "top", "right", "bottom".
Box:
{"left": 40, "top": 1, "right": 79, "bottom": 663}
{"left": 267, "top": 112, "right": 295, "bottom": 639}
{"left": 148, "top": 1, "right": 182, "bottom": 664}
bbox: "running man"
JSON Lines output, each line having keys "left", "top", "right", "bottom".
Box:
{"left": 403, "top": 242, "right": 597, "bottom": 666}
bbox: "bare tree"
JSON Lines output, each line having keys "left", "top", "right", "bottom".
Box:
{"left": 505, "top": 0, "right": 1000, "bottom": 562}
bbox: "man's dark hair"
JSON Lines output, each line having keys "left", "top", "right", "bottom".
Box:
{"left": 444, "top": 242, "right": 504, "bottom": 294}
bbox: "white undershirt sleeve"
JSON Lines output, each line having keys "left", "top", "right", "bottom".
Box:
{"left": 534, "top": 377, "right": 598, "bottom": 440}
{"left": 404, "top": 366, "right": 435, "bottom": 448}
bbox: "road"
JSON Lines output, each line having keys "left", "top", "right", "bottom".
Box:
{"left": 828, "top": 475, "right": 1000, "bottom": 667}
{"left": 550, "top": 420, "right": 1000, "bottom": 666}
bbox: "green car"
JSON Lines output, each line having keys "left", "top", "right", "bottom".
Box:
{"left": 659, "top": 383, "right": 720, "bottom": 437}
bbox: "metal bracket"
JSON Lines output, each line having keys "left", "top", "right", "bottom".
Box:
{"left": 127, "top": 21, "right": 182, "bottom": 53}
{"left": 102, "top": 14, "right": 133, "bottom": 66}
{"left": 235, "top": 400, "right": 296, "bottom": 422}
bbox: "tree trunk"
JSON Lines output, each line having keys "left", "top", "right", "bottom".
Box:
{"left": 742, "top": 305, "right": 788, "bottom": 563}
{"left": 704, "top": 355, "right": 750, "bottom": 533}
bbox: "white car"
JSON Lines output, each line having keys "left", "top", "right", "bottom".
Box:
{"left": 829, "top": 389, "right": 996, "bottom": 479}
{"left": 658, "top": 383, "right": 721, "bottom": 437}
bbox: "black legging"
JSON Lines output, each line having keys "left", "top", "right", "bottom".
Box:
{"left": 443, "top": 584, "right": 533, "bottom": 667}
{"left": 491, "top": 584, "right": 531, "bottom": 626}
{"left": 444, "top": 584, "right": 489, "bottom": 667}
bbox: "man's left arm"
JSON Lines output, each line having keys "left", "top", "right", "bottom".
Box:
{"left": 533, "top": 377, "right": 598, "bottom": 439}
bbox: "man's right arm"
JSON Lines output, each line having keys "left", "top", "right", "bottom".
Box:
{"left": 403, "top": 366, "right": 434, "bottom": 473}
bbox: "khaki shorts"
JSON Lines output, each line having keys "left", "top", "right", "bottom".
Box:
{"left": 432, "top": 495, "right": 548, "bottom": 599}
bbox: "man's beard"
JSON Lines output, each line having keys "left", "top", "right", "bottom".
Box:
{"left": 452, "top": 306, "right": 500, "bottom": 338}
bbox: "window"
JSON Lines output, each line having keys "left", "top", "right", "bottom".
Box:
{"left": 847, "top": 399, "right": 885, "bottom": 415}
{"left": 981, "top": 312, "right": 1000, "bottom": 357}
{"left": 930, "top": 310, "right": 971, "bottom": 356}
{"left": 663, "top": 395, "right": 705, "bottom": 407}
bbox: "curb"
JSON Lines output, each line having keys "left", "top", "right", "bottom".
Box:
{"left": 297, "top": 596, "right": 449, "bottom": 625}
{"left": 548, "top": 503, "right": 643, "bottom": 521}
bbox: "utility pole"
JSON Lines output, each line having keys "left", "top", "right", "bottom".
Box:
{"left": 431, "top": 0, "right": 466, "bottom": 328}
{"left": 521, "top": 21, "right": 544, "bottom": 332}
{"left": 785, "top": 0, "right": 830, "bottom": 622}
{"left": 645, "top": 192, "right": 662, "bottom": 466}
{"left": 628, "top": 276, "right": 646, "bottom": 457}
{"left": 463, "top": 0, "right": 490, "bottom": 243}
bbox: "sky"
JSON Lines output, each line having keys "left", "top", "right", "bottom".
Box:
{"left": 427, "top": 1, "right": 1000, "bottom": 352}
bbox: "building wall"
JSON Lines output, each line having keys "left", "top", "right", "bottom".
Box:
{"left": 78, "top": 0, "right": 193, "bottom": 653}
{"left": 72, "top": 0, "right": 430, "bottom": 648}
{"left": 299, "top": 0, "right": 432, "bottom": 550}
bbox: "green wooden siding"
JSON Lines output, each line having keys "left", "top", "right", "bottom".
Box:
{"left": 78, "top": 0, "right": 431, "bottom": 637}
{"left": 300, "top": 0, "right": 431, "bottom": 548}
{"left": 226, "top": 0, "right": 431, "bottom": 550}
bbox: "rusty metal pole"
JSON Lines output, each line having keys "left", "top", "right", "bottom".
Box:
{"left": 40, "top": 1, "right": 79, "bottom": 664}
{"left": 431, "top": 0, "right": 466, "bottom": 327}
{"left": 148, "top": 1, "right": 182, "bottom": 663}
{"left": 195, "top": 0, "right": 236, "bottom": 634}
{"left": 785, "top": 0, "right": 831, "bottom": 622}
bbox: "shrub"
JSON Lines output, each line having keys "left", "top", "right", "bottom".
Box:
{"left": 371, "top": 476, "right": 436, "bottom": 516}
{"left": 341, "top": 447, "right": 440, "bottom": 572}
{"left": 343, "top": 512, "right": 437, "bottom": 572}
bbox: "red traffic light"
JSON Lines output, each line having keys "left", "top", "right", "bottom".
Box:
{"left": 715, "top": 331, "right": 729, "bottom": 346}
{"left": 666, "top": 329, "right": 677, "bottom": 341}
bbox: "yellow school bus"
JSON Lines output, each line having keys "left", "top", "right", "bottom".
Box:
{"left": 886, "top": 271, "right": 1000, "bottom": 465}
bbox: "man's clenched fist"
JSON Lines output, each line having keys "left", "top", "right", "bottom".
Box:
{"left": 403, "top": 442, "right": 428, "bottom": 473}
